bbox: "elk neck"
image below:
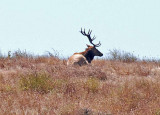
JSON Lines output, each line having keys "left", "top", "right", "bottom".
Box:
{"left": 80, "top": 48, "right": 95, "bottom": 63}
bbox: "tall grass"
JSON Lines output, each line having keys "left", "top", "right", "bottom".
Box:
{"left": 12, "top": 49, "right": 33, "bottom": 58}
{"left": 0, "top": 49, "right": 160, "bottom": 114}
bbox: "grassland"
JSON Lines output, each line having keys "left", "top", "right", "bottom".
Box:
{"left": 0, "top": 50, "right": 160, "bottom": 115}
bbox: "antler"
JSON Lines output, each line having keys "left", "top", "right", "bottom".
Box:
{"left": 80, "top": 28, "right": 101, "bottom": 47}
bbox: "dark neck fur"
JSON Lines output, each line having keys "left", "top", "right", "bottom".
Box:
{"left": 84, "top": 50, "right": 95, "bottom": 63}
{"left": 80, "top": 49, "right": 95, "bottom": 63}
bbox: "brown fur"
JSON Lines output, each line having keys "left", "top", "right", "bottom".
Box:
{"left": 67, "top": 45, "right": 103, "bottom": 66}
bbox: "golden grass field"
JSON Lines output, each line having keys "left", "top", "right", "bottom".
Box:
{"left": 0, "top": 51, "right": 160, "bottom": 115}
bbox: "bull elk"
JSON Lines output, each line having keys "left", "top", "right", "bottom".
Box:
{"left": 67, "top": 28, "right": 103, "bottom": 66}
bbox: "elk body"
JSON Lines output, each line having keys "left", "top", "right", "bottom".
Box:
{"left": 67, "top": 28, "right": 103, "bottom": 66}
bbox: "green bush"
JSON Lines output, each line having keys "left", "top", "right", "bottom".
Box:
{"left": 19, "top": 72, "right": 54, "bottom": 93}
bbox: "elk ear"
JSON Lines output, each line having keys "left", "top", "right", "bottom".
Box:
{"left": 86, "top": 44, "right": 91, "bottom": 47}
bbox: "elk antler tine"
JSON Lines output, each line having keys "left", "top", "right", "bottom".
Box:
{"left": 92, "top": 35, "right": 96, "bottom": 40}
{"left": 83, "top": 28, "right": 86, "bottom": 35}
{"left": 88, "top": 29, "right": 92, "bottom": 35}
{"left": 95, "top": 41, "right": 101, "bottom": 47}
{"left": 88, "top": 29, "right": 90, "bottom": 34}
{"left": 80, "top": 28, "right": 85, "bottom": 35}
{"left": 80, "top": 28, "right": 83, "bottom": 33}
{"left": 90, "top": 29, "right": 92, "bottom": 34}
{"left": 80, "top": 28, "right": 82, "bottom": 33}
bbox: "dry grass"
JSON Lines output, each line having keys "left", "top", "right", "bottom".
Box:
{"left": 0, "top": 52, "right": 160, "bottom": 115}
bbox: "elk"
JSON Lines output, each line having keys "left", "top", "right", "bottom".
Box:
{"left": 67, "top": 28, "right": 103, "bottom": 66}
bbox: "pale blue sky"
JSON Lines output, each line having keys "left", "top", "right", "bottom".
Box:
{"left": 0, "top": 0, "right": 160, "bottom": 58}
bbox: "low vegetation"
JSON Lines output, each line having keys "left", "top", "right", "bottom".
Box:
{"left": 107, "top": 49, "right": 138, "bottom": 62}
{"left": 19, "top": 72, "right": 54, "bottom": 93}
{"left": 0, "top": 50, "right": 160, "bottom": 115}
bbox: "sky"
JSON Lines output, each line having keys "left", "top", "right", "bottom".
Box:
{"left": 0, "top": 0, "right": 160, "bottom": 58}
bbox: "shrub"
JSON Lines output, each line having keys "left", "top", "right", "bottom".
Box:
{"left": 19, "top": 72, "right": 54, "bottom": 93}
{"left": 85, "top": 77, "right": 100, "bottom": 93}
{"left": 107, "top": 49, "right": 138, "bottom": 62}
{"left": 46, "top": 49, "right": 60, "bottom": 58}
{"left": 12, "top": 49, "right": 33, "bottom": 58}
